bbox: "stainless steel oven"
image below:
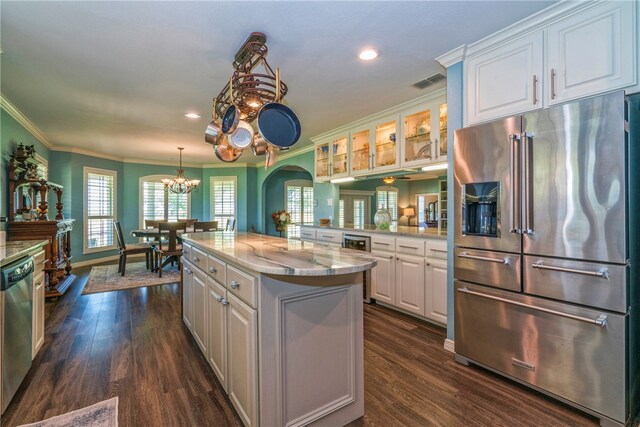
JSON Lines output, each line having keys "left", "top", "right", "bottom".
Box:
{"left": 343, "top": 234, "right": 372, "bottom": 303}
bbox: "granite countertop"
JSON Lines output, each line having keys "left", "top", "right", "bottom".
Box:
{"left": 0, "top": 239, "right": 48, "bottom": 267}
{"left": 302, "top": 224, "right": 447, "bottom": 240}
{"left": 181, "top": 232, "right": 377, "bottom": 276}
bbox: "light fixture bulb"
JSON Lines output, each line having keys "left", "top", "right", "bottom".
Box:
{"left": 330, "top": 177, "right": 356, "bottom": 184}
{"left": 421, "top": 163, "right": 448, "bottom": 172}
{"left": 184, "top": 113, "right": 201, "bottom": 119}
{"left": 161, "top": 178, "right": 173, "bottom": 185}
{"left": 359, "top": 49, "right": 379, "bottom": 61}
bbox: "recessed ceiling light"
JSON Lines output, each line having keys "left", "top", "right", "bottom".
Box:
{"left": 184, "top": 113, "right": 201, "bottom": 119}
{"left": 359, "top": 49, "right": 379, "bottom": 61}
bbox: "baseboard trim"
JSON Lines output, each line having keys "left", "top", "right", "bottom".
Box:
{"left": 73, "top": 253, "right": 145, "bottom": 268}
{"left": 444, "top": 339, "right": 455, "bottom": 353}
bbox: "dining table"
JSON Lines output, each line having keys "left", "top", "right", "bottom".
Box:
{"left": 130, "top": 227, "right": 197, "bottom": 239}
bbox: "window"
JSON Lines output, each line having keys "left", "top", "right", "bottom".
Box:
{"left": 339, "top": 199, "right": 345, "bottom": 228}
{"left": 210, "top": 176, "right": 236, "bottom": 230}
{"left": 139, "top": 175, "right": 190, "bottom": 227}
{"left": 353, "top": 199, "right": 365, "bottom": 228}
{"left": 285, "top": 180, "right": 313, "bottom": 238}
{"left": 84, "top": 167, "right": 117, "bottom": 253}
{"left": 377, "top": 186, "right": 399, "bottom": 221}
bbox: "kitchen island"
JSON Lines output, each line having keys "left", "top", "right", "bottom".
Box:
{"left": 179, "top": 232, "right": 376, "bottom": 427}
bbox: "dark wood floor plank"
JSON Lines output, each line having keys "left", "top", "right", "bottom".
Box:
{"left": 2, "top": 263, "right": 603, "bottom": 427}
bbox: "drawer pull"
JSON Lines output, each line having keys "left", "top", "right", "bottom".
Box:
{"left": 193, "top": 256, "right": 200, "bottom": 263}
{"left": 184, "top": 268, "right": 192, "bottom": 275}
{"left": 321, "top": 235, "right": 335, "bottom": 239}
{"left": 532, "top": 261, "right": 609, "bottom": 279}
{"left": 209, "top": 267, "right": 218, "bottom": 274}
{"left": 398, "top": 245, "right": 418, "bottom": 249}
{"left": 230, "top": 280, "right": 239, "bottom": 289}
{"left": 458, "top": 252, "right": 511, "bottom": 265}
{"left": 430, "top": 248, "right": 447, "bottom": 253}
{"left": 457, "top": 287, "right": 608, "bottom": 327}
{"left": 220, "top": 297, "right": 229, "bottom": 306}
{"left": 374, "top": 242, "right": 390, "bottom": 246}
{"left": 216, "top": 295, "right": 223, "bottom": 302}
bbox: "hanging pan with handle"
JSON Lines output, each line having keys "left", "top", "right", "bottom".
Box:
{"left": 228, "top": 120, "right": 255, "bottom": 149}
{"left": 221, "top": 78, "right": 240, "bottom": 134}
{"left": 257, "top": 68, "right": 301, "bottom": 149}
{"left": 205, "top": 99, "right": 223, "bottom": 146}
{"left": 214, "top": 137, "right": 243, "bottom": 163}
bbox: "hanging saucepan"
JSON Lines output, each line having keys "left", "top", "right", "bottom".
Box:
{"left": 252, "top": 136, "right": 268, "bottom": 156}
{"left": 214, "top": 137, "right": 243, "bottom": 163}
{"left": 205, "top": 99, "right": 223, "bottom": 146}
{"left": 257, "top": 69, "right": 301, "bottom": 149}
{"left": 221, "top": 78, "right": 240, "bottom": 134}
{"left": 228, "top": 120, "right": 254, "bottom": 149}
{"left": 264, "top": 143, "right": 278, "bottom": 169}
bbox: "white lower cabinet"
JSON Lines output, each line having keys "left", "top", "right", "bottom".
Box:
{"left": 191, "top": 270, "right": 208, "bottom": 354}
{"left": 32, "top": 272, "right": 45, "bottom": 359}
{"left": 227, "top": 293, "right": 258, "bottom": 427}
{"left": 370, "top": 251, "right": 395, "bottom": 305}
{"left": 395, "top": 254, "right": 425, "bottom": 316}
{"left": 182, "top": 261, "right": 194, "bottom": 331}
{"left": 425, "top": 258, "right": 448, "bottom": 324}
{"left": 207, "top": 278, "right": 228, "bottom": 391}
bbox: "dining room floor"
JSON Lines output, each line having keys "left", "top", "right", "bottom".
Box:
{"left": 1, "top": 263, "right": 604, "bottom": 427}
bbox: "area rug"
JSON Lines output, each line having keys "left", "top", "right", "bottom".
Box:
{"left": 17, "top": 397, "right": 118, "bottom": 427}
{"left": 82, "top": 262, "right": 180, "bottom": 295}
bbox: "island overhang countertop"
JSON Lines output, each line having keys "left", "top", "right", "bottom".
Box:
{"left": 180, "top": 232, "right": 377, "bottom": 276}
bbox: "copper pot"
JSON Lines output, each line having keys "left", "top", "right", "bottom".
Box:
{"left": 265, "top": 143, "right": 278, "bottom": 168}
{"left": 252, "top": 136, "right": 267, "bottom": 156}
{"left": 214, "top": 138, "right": 243, "bottom": 163}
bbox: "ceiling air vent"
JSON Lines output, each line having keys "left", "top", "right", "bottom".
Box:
{"left": 411, "top": 73, "right": 446, "bottom": 89}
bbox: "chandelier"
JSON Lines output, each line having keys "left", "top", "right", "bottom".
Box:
{"left": 205, "top": 32, "right": 302, "bottom": 166}
{"left": 161, "top": 148, "right": 200, "bottom": 194}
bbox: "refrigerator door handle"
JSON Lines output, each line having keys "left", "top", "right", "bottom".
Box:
{"left": 532, "top": 260, "right": 610, "bottom": 279}
{"left": 509, "top": 134, "right": 521, "bottom": 234}
{"left": 522, "top": 132, "right": 534, "bottom": 235}
{"left": 457, "top": 287, "right": 608, "bottom": 327}
{"left": 458, "top": 251, "right": 511, "bottom": 265}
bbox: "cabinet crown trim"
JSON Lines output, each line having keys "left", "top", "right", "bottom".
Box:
{"left": 436, "top": 0, "right": 608, "bottom": 66}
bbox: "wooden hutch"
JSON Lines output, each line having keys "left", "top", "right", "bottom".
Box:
{"left": 8, "top": 143, "right": 75, "bottom": 297}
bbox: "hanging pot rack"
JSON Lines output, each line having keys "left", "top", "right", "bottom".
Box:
{"left": 212, "top": 33, "right": 288, "bottom": 124}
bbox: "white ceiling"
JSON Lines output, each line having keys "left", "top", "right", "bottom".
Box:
{"left": 1, "top": 1, "right": 555, "bottom": 165}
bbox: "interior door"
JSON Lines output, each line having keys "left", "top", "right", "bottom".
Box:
{"left": 454, "top": 117, "right": 522, "bottom": 253}
{"left": 522, "top": 91, "right": 627, "bottom": 263}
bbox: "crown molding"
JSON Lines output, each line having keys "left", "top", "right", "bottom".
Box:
{"left": 0, "top": 92, "right": 53, "bottom": 148}
{"left": 201, "top": 162, "right": 256, "bottom": 169}
{"left": 435, "top": 45, "right": 467, "bottom": 68}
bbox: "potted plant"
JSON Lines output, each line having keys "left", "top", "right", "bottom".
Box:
{"left": 272, "top": 210, "right": 290, "bottom": 236}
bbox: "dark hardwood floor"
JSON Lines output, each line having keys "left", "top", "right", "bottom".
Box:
{"left": 2, "top": 263, "right": 601, "bottom": 427}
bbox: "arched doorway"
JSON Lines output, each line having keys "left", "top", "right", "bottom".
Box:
{"left": 262, "top": 165, "right": 313, "bottom": 237}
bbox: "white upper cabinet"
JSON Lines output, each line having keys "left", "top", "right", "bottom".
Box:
{"left": 465, "top": 31, "right": 544, "bottom": 125}
{"left": 546, "top": 1, "right": 636, "bottom": 105}
{"left": 461, "top": 1, "right": 637, "bottom": 126}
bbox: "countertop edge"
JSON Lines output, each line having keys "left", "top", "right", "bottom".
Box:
{"left": 0, "top": 240, "right": 48, "bottom": 267}
{"left": 181, "top": 234, "right": 377, "bottom": 276}
{"left": 301, "top": 225, "right": 447, "bottom": 240}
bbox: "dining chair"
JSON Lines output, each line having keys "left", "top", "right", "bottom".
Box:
{"left": 225, "top": 218, "right": 236, "bottom": 231}
{"left": 178, "top": 218, "right": 198, "bottom": 228}
{"left": 154, "top": 221, "right": 187, "bottom": 277}
{"left": 193, "top": 221, "right": 218, "bottom": 232}
{"left": 145, "top": 219, "right": 167, "bottom": 229}
{"left": 114, "top": 221, "right": 154, "bottom": 276}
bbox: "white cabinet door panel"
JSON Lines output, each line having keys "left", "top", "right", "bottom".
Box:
{"left": 425, "top": 259, "right": 448, "bottom": 324}
{"left": 207, "top": 278, "right": 228, "bottom": 391}
{"left": 395, "top": 255, "right": 425, "bottom": 316}
{"left": 466, "top": 31, "right": 543, "bottom": 125}
{"left": 547, "top": 1, "right": 636, "bottom": 105}
{"left": 182, "top": 261, "right": 193, "bottom": 330}
{"left": 192, "top": 271, "right": 208, "bottom": 354}
{"left": 370, "top": 252, "right": 395, "bottom": 305}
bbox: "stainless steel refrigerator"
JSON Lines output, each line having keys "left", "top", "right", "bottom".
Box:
{"left": 453, "top": 90, "right": 639, "bottom": 427}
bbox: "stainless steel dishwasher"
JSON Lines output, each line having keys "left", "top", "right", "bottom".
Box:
{"left": 1, "top": 256, "right": 34, "bottom": 414}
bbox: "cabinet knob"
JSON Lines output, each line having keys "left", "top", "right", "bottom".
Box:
{"left": 230, "top": 280, "right": 239, "bottom": 289}
{"left": 209, "top": 267, "right": 217, "bottom": 274}
{"left": 193, "top": 256, "right": 200, "bottom": 263}
{"left": 221, "top": 298, "right": 229, "bottom": 306}
{"left": 185, "top": 268, "right": 192, "bottom": 275}
{"left": 216, "top": 295, "right": 223, "bottom": 302}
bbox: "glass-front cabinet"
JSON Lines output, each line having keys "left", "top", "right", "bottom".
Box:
{"left": 313, "top": 89, "right": 447, "bottom": 181}
{"left": 314, "top": 133, "right": 350, "bottom": 182}
{"left": 401, "top": 94, "right": 447, "bottom": 167}
{"left": 373, "top": 117, "right": 399, "bottom": 171}
{"left": 350, "top": 127, "right": 371, "bottom": 176}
